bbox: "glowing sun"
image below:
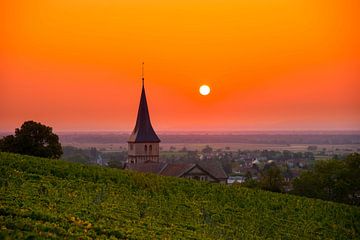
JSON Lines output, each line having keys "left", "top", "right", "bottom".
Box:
{"left": 199, "top": 85, "right": 211, "bottom": 96}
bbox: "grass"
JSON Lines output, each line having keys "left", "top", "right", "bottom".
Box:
{"left": 0, "top": 152, "right": 359, "bottom": 239}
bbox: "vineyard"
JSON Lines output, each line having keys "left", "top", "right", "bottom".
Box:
{"left": 0, "top": 152, "right": 359, "bottom": 239}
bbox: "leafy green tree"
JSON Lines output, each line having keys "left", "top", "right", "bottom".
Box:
{"left": 241, "top": 171, "right": 260, "bottom": 189}
{"left": 0, "top": 135, "right": 16, "bottom": 153}
{"left": 292, "top": 153, "right": 360, "bottom": 205}
{"left": 244, "top": 171, "right": 253, "bottom": 181}
{"left": 0, "top": 120, "right": 62, "bottom": 159}
{"left": 260, "top": 164, "right": 284, "bottom": 193}
{"left": 108, "top": 160, "right": 125, "bottom": 168}
{"left": 344, "top": 153, "right": 360, "bottom": 205}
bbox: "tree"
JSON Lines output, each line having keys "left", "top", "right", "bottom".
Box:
{"left": 307, "top": 145, "right": 318, "bottom": 151}
{"left": 244, "top": 171, "right": 253, "bottom": 181}
{"left": 0, "top": 135, "right": 16, "bottom": 153}
{"left": 344, "top": 153, "right": 360, "bottom": 205}
{"left": 241, "top": 171, "right": 260, "bottom": 189}
{"left": 0, "top": 121, "right": 63, "bottom": 159}
{"left": 202, "top": 145, "right": 213, "bottom": 154}
{"left": 180, "top": 147, "right": 188, "bottom": 152}
{"left": 292, "top": 153, "right": 360, "bottom": 205}
{"left": 260, "top": 164, "right": 284, "bottom": 193}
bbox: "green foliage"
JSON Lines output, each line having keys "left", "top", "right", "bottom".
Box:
{"left": 293, "top": 153, "right": 360, "bottom": 205}
{"left": 259, "top": 164, "right": 285, "bottom": 193}
{"left": 241, "top": 172, "right": 260, "bottom": 189}
{"left": 62, "top": 146, "right": 96, "bottom": 164}
{"left": 0, "top": 121, "right": 62, "bottom": 159}
{"left": 0, "top": 136, "right": 17, "bottom": 155}
{"left": 1, "top": 152, "right": 360, "bottom": 239}
{"left": 241, "top": 164, "right": 284, "bottom": 193}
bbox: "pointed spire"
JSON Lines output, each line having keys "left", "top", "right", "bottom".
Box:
{"left": 142, "top": 62, "right": 145, "bottom": 86}
{"left": 128, "top": 63, "right": 160, "bottom": 143}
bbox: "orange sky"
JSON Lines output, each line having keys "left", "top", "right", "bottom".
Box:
{"left": 1, "top": 0, "right": 360, "bottom": 131}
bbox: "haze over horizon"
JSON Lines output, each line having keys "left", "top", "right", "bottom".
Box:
{"left": 1, "top": 0, "right": 359, "bottom": 132}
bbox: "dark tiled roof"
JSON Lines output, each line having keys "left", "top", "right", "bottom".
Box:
{"left": 124, "top": 161, "right": 228, "bottom": 181}
{"left": 160, "top": 163, "right": 195, "bottom": 177}
{"left": 197, "top": 161, "right": 228, "bottom": 180}
{"left": 128, "top": 83, "right": 160, "bottom": 143}
{"left": 125, "top": 162, "right": 166, "bottom": 174}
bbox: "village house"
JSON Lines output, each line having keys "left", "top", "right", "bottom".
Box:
{"left": 125, "top": 161, "right": 228, "bottom": 184}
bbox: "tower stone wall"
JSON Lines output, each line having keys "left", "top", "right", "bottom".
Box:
{"left": 128, "top": 142, "right": 159, "bottom": 163}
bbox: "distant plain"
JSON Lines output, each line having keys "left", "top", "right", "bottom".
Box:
{"left": 53, "top": 132, "right": 360, "bottom": 155}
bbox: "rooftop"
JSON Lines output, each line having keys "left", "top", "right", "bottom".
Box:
{"left": 128, "top": 81, "right": 161, "bottom": 143}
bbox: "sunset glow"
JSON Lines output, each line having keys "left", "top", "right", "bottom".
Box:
{"left": 1, "top": 0, "right": 359, "bottom": 131}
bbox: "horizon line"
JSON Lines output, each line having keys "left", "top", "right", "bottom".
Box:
{"left": 2, "top": 129, "right": 360, "bottom": 134}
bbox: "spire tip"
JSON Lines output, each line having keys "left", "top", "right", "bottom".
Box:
{"left": 141, "top": 62, "right": 144, "bottom": 85}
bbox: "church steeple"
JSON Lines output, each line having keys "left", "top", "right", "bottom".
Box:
{"left": 127, "top": 64, "right": 161, "bottom": 163}
{"left": 128, "top": 82, "right": 160, "bottom": 143}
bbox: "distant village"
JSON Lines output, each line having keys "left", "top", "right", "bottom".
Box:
{"left": 60, "top": 77, "right": 357, "bottom": 191}
{"left": 62, "top": 144, "right": 321, "bottom": 189}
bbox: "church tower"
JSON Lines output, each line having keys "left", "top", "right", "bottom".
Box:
{"left": 127, "top": 65, "right": 161, "bottom": 164}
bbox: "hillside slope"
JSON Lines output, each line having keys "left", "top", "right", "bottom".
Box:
{"left": 0, "top": 152, "right": 359, "bottom": 239}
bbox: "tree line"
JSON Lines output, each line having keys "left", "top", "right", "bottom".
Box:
{"left": 241, "top": 153, "right": 360, "bottom": 206}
